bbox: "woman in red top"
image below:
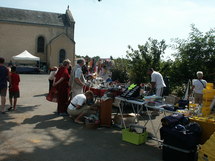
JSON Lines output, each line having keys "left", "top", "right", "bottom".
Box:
{"left": 53, "top": 59, "right": 71, "bottom": 116}
{"left": 8, "top": 66, "right": 20, "bottom": 111}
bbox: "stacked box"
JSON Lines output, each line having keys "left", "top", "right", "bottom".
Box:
{"left": 202, "top": 83, "right": 215, "bottom": 116}
{"left": 190, "top": 117, "right": 215, "bottom": 144}
{"left": 198, "top": 132, "right": 215, "bottom": 161}
{"left": 198, "top": 150, "right": 215, "bottom": 161}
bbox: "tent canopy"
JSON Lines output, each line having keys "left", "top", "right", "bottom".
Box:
{"left": 12, "top": 50, "right": 40, "bottom": 61}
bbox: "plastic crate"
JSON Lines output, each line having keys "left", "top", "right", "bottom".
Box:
{"left": 203, "top": 89, "right": 215, "bottom": 101}
{"left": 202, "top": 101, "right": 212, "bottom": 107}
{"left": 201, "top": 107, "right": 211, "bottom": 116}
{"left": 190, "top": 118, "right": 215, "bottom": 144}
{"left": 198, "top": 150, "right": 215, "bottom": 161}
{"left": 206, "top": 83, "right": 214, "bottom": 90}
{"left": 122, "top": 128, "right": 148, "bottom": 145}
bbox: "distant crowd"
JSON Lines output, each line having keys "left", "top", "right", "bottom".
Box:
{"left": 48, "top": 58, "right": 106, "bottom": 124}
{"left": 0, "top": 56, "right": 207, "bottom": 123}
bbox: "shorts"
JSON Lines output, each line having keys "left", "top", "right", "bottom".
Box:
{"left": 194, "top": 93, "right": 203, "bottom": 104}
{"left": 9, "top": 91, "right": 20, "bottom": 98}
{"left": 67, "top": 105, "right": 93, "bottom": 116}
{"left": 0, "top": 88, "right": 7, "bottom": 96}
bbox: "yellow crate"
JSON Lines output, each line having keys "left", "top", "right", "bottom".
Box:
{"left": 202, "top": 107, "right": 211, "bottom": 116}
{"left": 200, "top": 132, "right": 215, "bottom": 157}
{"left": 198, "top": 150, "right": 215, "bottom": 161}
{"left": 203, "top": 89, "right": 215, "bottom": 101}
{"left": 190, "top": 118, "right": 215, "bottom": 144}
{"left": 203, "top": 101, "right": 212, "bottom": 107}
{"left": 206, "top": 83, "right": 214, "bottom": 90}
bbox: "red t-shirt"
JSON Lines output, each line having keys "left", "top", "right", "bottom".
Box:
{"left": 9, "top": 72, "right": 20, "bottom": 92}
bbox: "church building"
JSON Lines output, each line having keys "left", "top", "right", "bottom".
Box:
{"left": 0, "top": 6, "right": 75, "bottom": 68}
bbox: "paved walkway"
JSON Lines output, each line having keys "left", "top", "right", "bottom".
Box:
{"left": 0, "top": 74, "right": 162, "bottom": 161}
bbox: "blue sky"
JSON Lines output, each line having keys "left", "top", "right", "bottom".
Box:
{"left": 1, "top": 0, "right": 215, "bottom": 59}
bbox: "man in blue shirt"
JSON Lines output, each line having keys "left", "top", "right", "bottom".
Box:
{"left": 0, "top": 57, "right": 9, "bottom": 114}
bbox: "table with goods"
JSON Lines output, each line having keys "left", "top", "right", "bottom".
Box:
{"left": 82, "top": 77, "right": 215, "bottom": 161}
{"left": 113, "top": 83, "right": 215, "bottom": 161}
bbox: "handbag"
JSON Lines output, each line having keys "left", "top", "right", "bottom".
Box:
{"left": 46, "top": 87, "right": 58, "bottom": 103}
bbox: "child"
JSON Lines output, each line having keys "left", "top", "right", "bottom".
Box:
{"left": 8, "top": 66, "right": 20, "bottom": 111}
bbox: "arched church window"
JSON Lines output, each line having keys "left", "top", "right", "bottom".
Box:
{"left": 59, "top": 49, "right": 66, "bottom": 64}
{"left": 37, "top": 36, "right": 45, "bottom": 53}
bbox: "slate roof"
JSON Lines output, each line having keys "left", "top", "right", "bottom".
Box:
{"left": 0, "top": 7, "right": 75, "bottom": 27}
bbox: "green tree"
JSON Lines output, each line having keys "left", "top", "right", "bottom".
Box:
{"left": 126, "top": 38, "right": 167, "bottom": 84}
{"left": 172, "top": 25, "right": 215, "bottom": 84}
{"left": 111, "top": 58, "right": 129, "bottom": 83}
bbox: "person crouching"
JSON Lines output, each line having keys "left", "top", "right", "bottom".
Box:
{"left": 67, "top": 91, "right": 98, "bottom": 124}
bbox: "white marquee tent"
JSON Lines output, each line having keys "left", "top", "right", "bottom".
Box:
{"left": 12, "top": 50, "right": 40, "bottom": 61}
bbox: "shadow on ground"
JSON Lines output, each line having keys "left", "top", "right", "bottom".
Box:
{"left": 34, "top": 93, "right": 48, "bottom": 97}
{"left": 1, "top": 113, "right": 162, "bottom": 161}
{"left": 0, "top": 104, "right": 40, "bottom": 131}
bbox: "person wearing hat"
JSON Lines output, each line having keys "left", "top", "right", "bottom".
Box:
{"left": 191, "top": 71, "right": 207, "bottom": 105}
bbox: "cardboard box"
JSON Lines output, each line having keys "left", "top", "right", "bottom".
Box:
{"left": 114, "top": 114, "right": 136, "bottom": 128}
{"left": 122, "top": 128, "right": 148, "bottom": 145}
{"left": 164, "top": 95, "right": 179, "bottom": 105}
{"left": 85, "top": 122, "right": 99, "bottom": 129}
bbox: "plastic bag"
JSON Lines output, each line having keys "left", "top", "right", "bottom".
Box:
{"left": 46, "top": 87, "right": 58, "bottom": 103}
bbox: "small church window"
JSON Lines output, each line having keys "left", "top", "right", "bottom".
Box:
{"left": 59, "top": 49, "right": 66, "bottom": 64}
{"left": 37, "top": 36, "right": 45, "bottom": 53}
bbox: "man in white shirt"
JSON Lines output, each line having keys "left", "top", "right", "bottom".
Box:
{"left": 69, "top": 58, "right": 86, "bottom": 98}
{"left": 191, "top": 71, "right": 207, "bottom": 105}
{"left": 67, "top": 91, "right": 97, "bottom": 124}
{"left": 147, "top": 68, "right": 166, "bottom": 96}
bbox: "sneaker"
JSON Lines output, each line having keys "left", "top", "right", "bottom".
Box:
{"left": 8, "top": 107, "right": 13, "bottom": 111}
{"left": 74, "top": 120, "right": 84, "bottom": 125}
{"left": 59, "top": 113, "right": 68, "bottom": 116}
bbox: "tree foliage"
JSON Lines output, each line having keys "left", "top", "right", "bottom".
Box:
{"left": 171, "top": 24, "right": 215, "bottom": 85}
{"left": 111, "top": 58, "right": 129, "bottom": 83}
{"left": 126, "top": 38, "right": 167, "bottom": 84}
{"left": 78, "top": 25, "right": 215, "bottom": 96}
{"left": 112, "top": 25, "right": 215, "bottom": 96}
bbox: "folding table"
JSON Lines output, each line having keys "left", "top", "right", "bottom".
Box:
{"left": 115, "top": 96, "right": 173, "bottom": 141}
